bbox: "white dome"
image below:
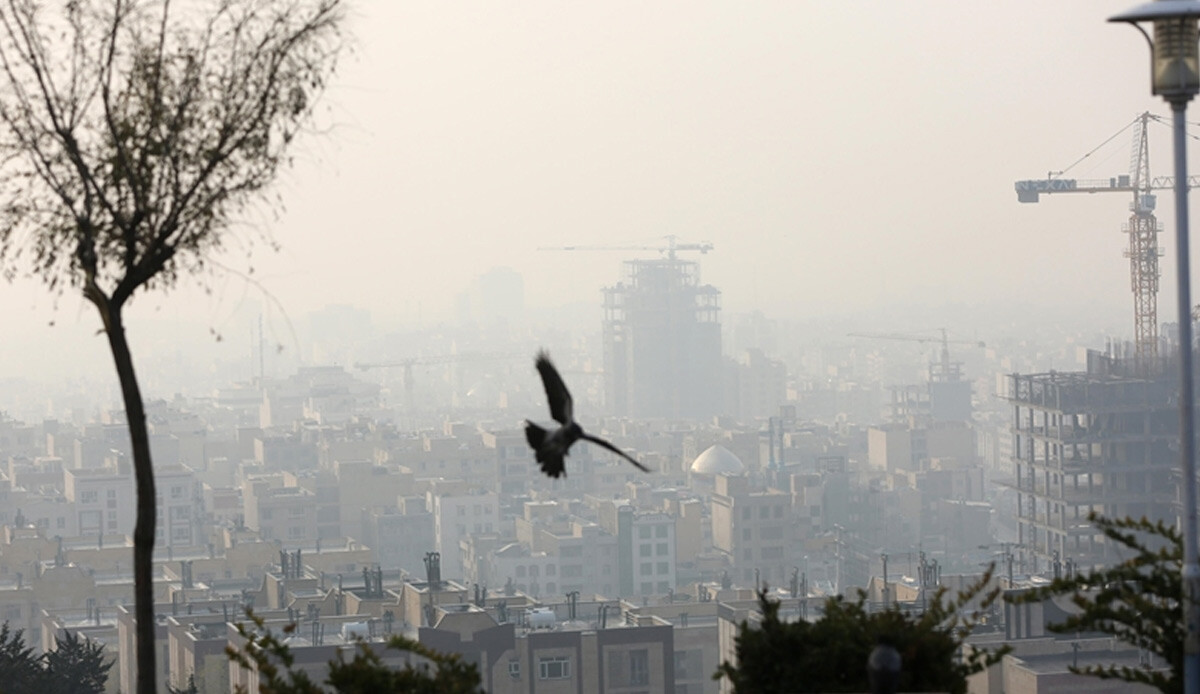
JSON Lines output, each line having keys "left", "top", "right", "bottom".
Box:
{"left": 690, "top": 445, "right": 745, "bottom": 476}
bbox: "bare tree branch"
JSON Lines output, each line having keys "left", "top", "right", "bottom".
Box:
{"left": 0, "top": 3, "right": 344, "bottom": 694}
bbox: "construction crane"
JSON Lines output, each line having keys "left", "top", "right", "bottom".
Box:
{"left": 354, "top": 352, "right": 525, "bottom": 410}
{"left": 847, "top": 329, "right": 985, "bottom": 382}
{"left": 537, "top": 234, "right": 713, "bottom": 261}
{"left": 1014, "top": 112, "right": 1200, "bottom": 361}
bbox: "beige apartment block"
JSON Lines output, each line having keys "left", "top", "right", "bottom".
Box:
{"left": 710, "top": 473, "right": 792, "bottom": 587}
{"left": 421, "top": 602, "right": 676, "bottom": 694}
{"left": 225, "top": 613, "right": 415, "bottom": 694}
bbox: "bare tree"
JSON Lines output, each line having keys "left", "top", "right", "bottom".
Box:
{"left": 0, "top": 2, "right": 344, "bottom": 692}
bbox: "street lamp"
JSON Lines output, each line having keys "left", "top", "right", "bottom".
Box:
{"left": 1110, "top": 3, "right": 1200, "bottom": 694}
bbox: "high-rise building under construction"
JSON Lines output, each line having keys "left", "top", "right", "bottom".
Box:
{"left": 1005, "top": 349, "right": 1177, "bottom": 571}
{"left": 602, "top": 256, "right": 722, "bottom": 419}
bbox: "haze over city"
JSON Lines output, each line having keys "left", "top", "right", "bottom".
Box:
{"left": 0, "top": 2, "right": 1195, "bottom": 693}
{"left": 0, "top": 0, "right": 1185, "bottom": 388}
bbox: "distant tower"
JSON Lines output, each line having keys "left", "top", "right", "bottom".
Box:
{"left": 603, "top": 256, "right": 722, "bottom": 419}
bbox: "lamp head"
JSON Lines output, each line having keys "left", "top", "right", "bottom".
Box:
{"left": 1111, "top": 0, "right": 1200, "bottom": 102}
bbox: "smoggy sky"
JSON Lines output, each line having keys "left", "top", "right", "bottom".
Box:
{"left": 0, "top": 1, "right": 1193, "bottom": 381}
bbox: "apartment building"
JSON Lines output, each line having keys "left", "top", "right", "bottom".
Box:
{"left": 428, "top": 485, "right": 499, "bottom": 580}
{"left": 710, "top": 473, "right": 792, "bottom": 587}
{"left": 65, "top": 468, "right": 135, "bottom": 538}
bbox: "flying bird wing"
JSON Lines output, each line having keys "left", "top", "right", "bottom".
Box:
{"left": 524, "top": 420, "right": 567, "bottom": 478}
{"left": 535, "top": 351, "right": 573, "bottom": 425}
{"left": 580, "top": 433, "right": 650, "bottom": 473}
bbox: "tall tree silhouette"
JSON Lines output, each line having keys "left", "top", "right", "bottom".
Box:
{"left": 45, "top": 631, "right": 114, "bottom": 694}
{"left": 0, "top": 623, "right": 42, "bottom": 694}
{"left": 717, "top": 573, "right": 1006, "bottom": 693}
{"left": 0, "top": 2, "right": 344, "bottom": 692}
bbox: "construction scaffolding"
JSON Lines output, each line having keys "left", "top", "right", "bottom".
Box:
{"left": 603, "top": 258, "right": 722, "bottom": 419}
{"left": 1004, "top": 350, "right": 1177, "bottom": 571}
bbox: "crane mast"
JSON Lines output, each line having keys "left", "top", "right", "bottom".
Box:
{"left": 1126, "top": 114, "right": 1160, "bottom": 361}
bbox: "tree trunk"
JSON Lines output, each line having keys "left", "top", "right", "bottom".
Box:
{"left": 95, "top": 299, "right": 157, "bottom": 694}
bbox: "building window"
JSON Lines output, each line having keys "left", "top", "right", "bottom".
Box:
{"left": 655, "top": 525, "right": 667, "bottom": 538}
{"left": 538, "top": 656, "right": 571, "bottom": 680}
{"left": 639, "top": 544, "right": 651, "bottom": 558}
{"left": 656, "top": 542, "right": 668, "bottom": 556}
{"left": 640, "top": 562, "right": 652, "bottom": 576}
{"left": 79, "top": 510, "right": 101, "bottom": 533}
{"left": 675, "top": 651, "right": 689, "bottom": 679}
{"left": 774, "top": 505, "right": 783, "bottom": 518}
{"left": 629, "top": 648, "right": 649, "bottom": 685}
{"left": 80, "top": 491, "right": 98, "bottom": 504}
{"left": 675, "top": 649, "right": 701, "bottom": 680}
{"left": 741, "top": 507, "right": 751, "bottom": 520}
{"left": 171, "top": 485, "right": 183, "bottom": 499}
{"left": 640, "top": 582, "right": 653, "bottom": 594}
{"left": 742, "top": 528, "right": 752, "bottom": 541}
{"left": 638, "top": 526, "right": 651, "bottom": 539}
{"left": 508, "top": 659, "right": 521, "bottom": 679}
{"left": 547, "top": 565, "right": 556, "bottom": 576}
{"left": 657, "top": 561, "right": 670, "bottom": 575}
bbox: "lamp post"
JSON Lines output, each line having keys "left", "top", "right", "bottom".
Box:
{"left": 1110, "top": 3, "right": 1200, "bottom": 694}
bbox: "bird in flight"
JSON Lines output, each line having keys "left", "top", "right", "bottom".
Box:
{"left": 525, "top": 350, "right": 649, "bottom": 478}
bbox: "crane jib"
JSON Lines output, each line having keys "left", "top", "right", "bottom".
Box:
{"left": 1016, "top": 175, "right": 1200, "bottom": 202}
{"left": 1014, "top": 177, "right": 1130, "bottom": 202}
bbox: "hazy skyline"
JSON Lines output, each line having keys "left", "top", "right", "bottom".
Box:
{"left": 0, "top": 1, "right": 1186, "bottom": 382}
